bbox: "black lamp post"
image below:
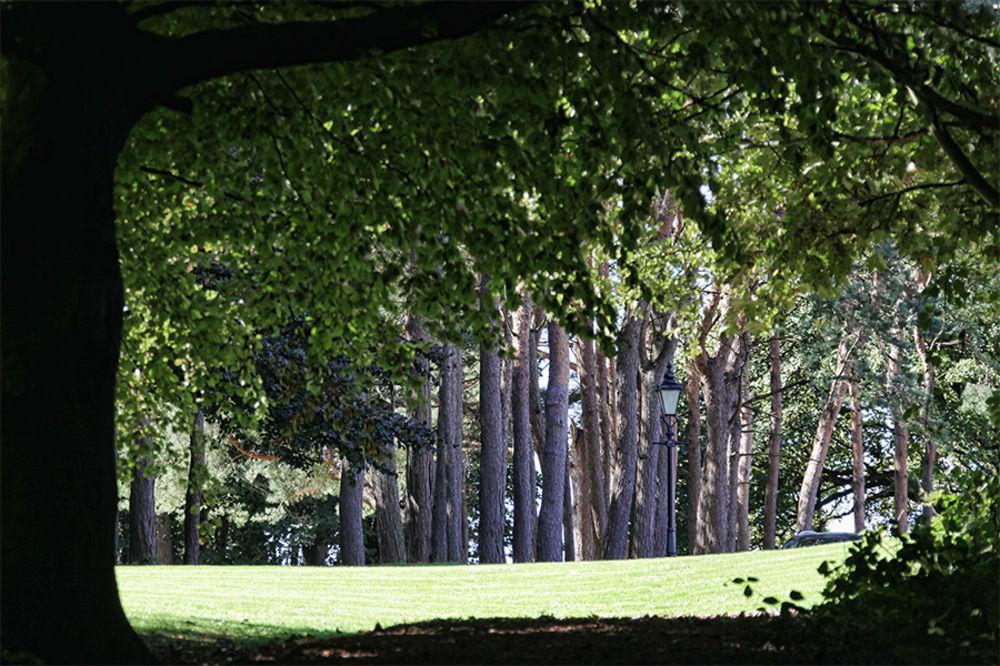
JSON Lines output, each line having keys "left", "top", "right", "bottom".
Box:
{"left": 654, "top": 361, "right": 684, "bottom": 556}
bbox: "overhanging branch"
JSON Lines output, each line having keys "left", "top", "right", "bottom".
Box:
{"left": 152, "top": 2, "right": 525, "bottom": 92}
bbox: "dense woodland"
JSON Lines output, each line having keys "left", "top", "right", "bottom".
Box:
{"left": 2, "top": 1, "right": 997, "bottom": 662}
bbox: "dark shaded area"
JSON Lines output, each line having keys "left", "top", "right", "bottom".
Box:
{"left": 140, "top": 614, "right": 982, "bottom": 665}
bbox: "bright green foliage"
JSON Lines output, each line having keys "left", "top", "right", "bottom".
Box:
{"left": 817, "top": 474, "right": 999, "bottom": 662}
{"left": 117, "top": 542, "right": 850, "bottom": 640}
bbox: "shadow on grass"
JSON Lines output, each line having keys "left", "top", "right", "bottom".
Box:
{"left": 140, "top": 613, "right": 976, "bottom": 664}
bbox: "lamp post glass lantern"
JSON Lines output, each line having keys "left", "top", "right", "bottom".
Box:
{"left": 655, "top": 362, "right": 684, "bottom": 556}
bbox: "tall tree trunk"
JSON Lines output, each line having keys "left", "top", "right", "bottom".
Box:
{"left": 685, "top": 359, "right": 702, "bottom": 554}
{"left": 1, "top": 56, "right": 149, "bottom": 659}
{"left": 434, "top": 343, "right": 461, "bottom": 562}
{"left": 695, "top": 335, "right": 735, "bottom": 554}
{"left": 580, "top": 335, "right": 607, "bottom": 555}
{"left": 796, "top": 336, "right": 852, "bottom": 532}
{"left": 723, "top": 333, "right": 745, "bottom": 553}
{"left": 597, "top": 348, "right": 615, "bottom": 521}
{"left": 537, "top": 322, "right": 569, "bottom": 562}
{"left": 887, "top": 334, "right": 910, "bottom": 534}
{"left": 636, "top": 331, "right": 673, "bottom": 558}
{"left": 446, "top": 343, "right": 467, "bottom": 563}
{"left": 339, "top": 458, "right": 365, "bottom": 566}
{"left": 570, "top": 425, "right": 596, "bottom": 559}
{"left": 155, "top": 514, "right": 173, "bottom": 565}
{"left": 563, "top": 456, "right": 576, "bottom": 562}
{"left": 184, "top": 410, "right": 206, "bottom": 565}
{"left": 405, "top": 315, "right": 434, "bottom": 563}
{"left": 763, "top": 334, "right": 782, "bottom": 549}
{"left": 478, "top": 281, "right": 506, "bottom": 564}
{"left": 914, "top": 322, "right": 936, "bottom": 523}
{"left": 128, "top": 454, "right": 157, "bottom": 564}
{"left": 848, "top": 364, "right": 866, "bottom": 533}
{"left": 373, "top": 460, "right": 406, "bottom": 564}
{"left": 511, "top": 297, "right": 536, "bottom": 563}
{"left": 735, "top": 333, "right": 753, "bottom": 552}
{"left": 604, "top": 315, "right": 641, "bottom": 559}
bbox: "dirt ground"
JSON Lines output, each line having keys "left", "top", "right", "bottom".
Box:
{"left": 141, "top": 613, "right": 968, "bottom": 665}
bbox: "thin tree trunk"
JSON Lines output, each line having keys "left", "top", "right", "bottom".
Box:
{"left": 723, "top": 333, "right": 745, "bottom": 552}
{"left": 563, "top": 455, "right": 576, "bottom": 562}
{"left": 183, "top": 410, "right": 205, "bottom": 565}
{"left": 685, "top": 359, "right": 702, "bottom": 554}
{"left": 848, "top": 364, "right": 866, "bottom": 533}
{"left": 650, "top": 340, "right": 676, "bottom": 558}
{"left": 478, "top": 280, "right": 506, "bottom": 564}
{"left": 914, "top": 323, "right": 936, "bottom": 523}
{"left": 217, "top": 515, "right": 230, "bottom": 563}
{"left": 373, "top": 459, "right": 406, "bottom": 564}
{"left": 887, "top": 334, "right": 910, "bottom": 534}
{"left": 339, "top": 458, "right": 365, "bottom": 566}
{"left": 604, "top": 315, "right": 641, "bottom": 560}
{"left": 597, "top": 348, "right": 614, "bottom": 520}
{"left": 128, "top": 453, "right": 157, "bottom": 564}
{"left": 796, "top": 336, "right": 852, "bottom": 532}
{"left": 537, "top": 321, "right": 569, "bottom": 562}
{"left": 735, "top": 334, "right": 753, "bottom": 552}
{"left": 763, "top": 334, "right": 782, "bottom": 549}
{"left": 631, "top": 355, "right": 659, "bottom": 559}
{"left": 405, "top": 315, "right": 434, "bottom": 563}
{"left": 580, "top": 335, "right": 606, "bottom": 557}
{"left": 511, "top": 297, "right": 536, "bottom": 563}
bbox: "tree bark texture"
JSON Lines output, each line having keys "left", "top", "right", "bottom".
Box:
{"left": 183, "top": 410, "right": 206, "bottom": 565}
{"left": 537, "top": 322, "right": 569, "bottom": 562}
{"left": 796, "top": 335, "right": 852, "bottom": 532}
{"left": 405, "top": 315, "right": 434, "bottom": 563}
{"left": 763, "top": 334, "right": 782, "bottom": 549}
{"left": 580, "top": 335, "right": 607, "bottom": 556}
{"left": 570, "top": 425, "right": 595, "bottom": 559}
{"left": 913, "top": 322, "right": 936, "bottom": 523}
{"left": 848, "top": 365, "right": 866, "bottom": 533}
{"left": 651, "top": 340, "right": 676, "bottom": 558}
{"left": 735, "top": 334, "right": 753, "bottom": 552}
{"left": 339, "top": 458, "right": 366, "bottom": 566}
{"left": 511, "top": 297, "right": 537, "bottom": 562}
{"left": 635, "top": 330, "right": 673, "bottom": 558}
{"left": 695, "top": 334, "right": 735, "bottom": 554}
{"left": 563, "top": 456, "right": 576, "bottom": 562}
{"left": 604, "top": 315, "right": 641, "bottom": 560}
{"left": 373, "top": 459, "right": 407, "bottom": 564}
{"left": 447, "top": 343, "right": 468, "bottom": 562}
{"left": 156, "top": 513, "right": 173, "bottom": 565}
{"left": 685, "top": 359, "right": 702, "bottom": 554}
{"left": 129, "top": 455, "right": 157, "bottom": 564}
{"left": 478, "top": 283, "right": 506, "bottom": 564}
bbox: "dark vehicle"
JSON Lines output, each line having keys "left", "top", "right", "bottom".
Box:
{"left": 781, "top": 530, "right": 860, "bottom": 549}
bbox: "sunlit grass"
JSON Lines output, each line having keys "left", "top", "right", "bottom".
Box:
{"left": 117, "top": 543, "right": 849, "bottom": 642}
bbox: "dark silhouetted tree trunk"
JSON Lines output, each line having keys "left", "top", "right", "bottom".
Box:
{"left": 512, "top": 297, "right": 537, "bottom": 562}
{"left": 339, "top": 459, "right": 365, "bottom": 566}
{"left": 604, "top": 315, "right": 641, "bottom": 559}
{"left": 217, "top": 515, "right": 230, "bottom": 563}
{"left": 156, "top": 514, "right": 173, "bottom": 565}
{"left": 796, "top": 336, "right": 852, "bottom": 532}
{"left": 129, "top": 455, "right": 157, "bottom": 564}
{"left": 563, "top": 456, "right": 576, "bottom": 561}
{"left": 438, "top": 342, "right": 466, "bottom": 563}
{"left": 184, "top": 411, "right": 205, "bottom": 565}
{"left": 763, "top": 334, "right": 783, "bottom": 549}
{"left": 537, "top": 322, "right": 569, "bottom": 562}
{"left": 374, "top": 459, "right": 406, "bottom": 564}
{"left": 432, "top": 344, "right": 457, "bottom": 562}
{"left": 405, "top": 315, "right": 434, "bottom": 563}
{"left": 478, "top": 281, "right": 506, "bottom": 564}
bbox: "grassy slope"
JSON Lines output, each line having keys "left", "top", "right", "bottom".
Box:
{"left": 117, "top": 543, "right": 848, "bottom": 642}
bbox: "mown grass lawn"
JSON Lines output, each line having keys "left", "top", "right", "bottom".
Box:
{"left": 117, "top": 543, "right": 849, "bottom": 644}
